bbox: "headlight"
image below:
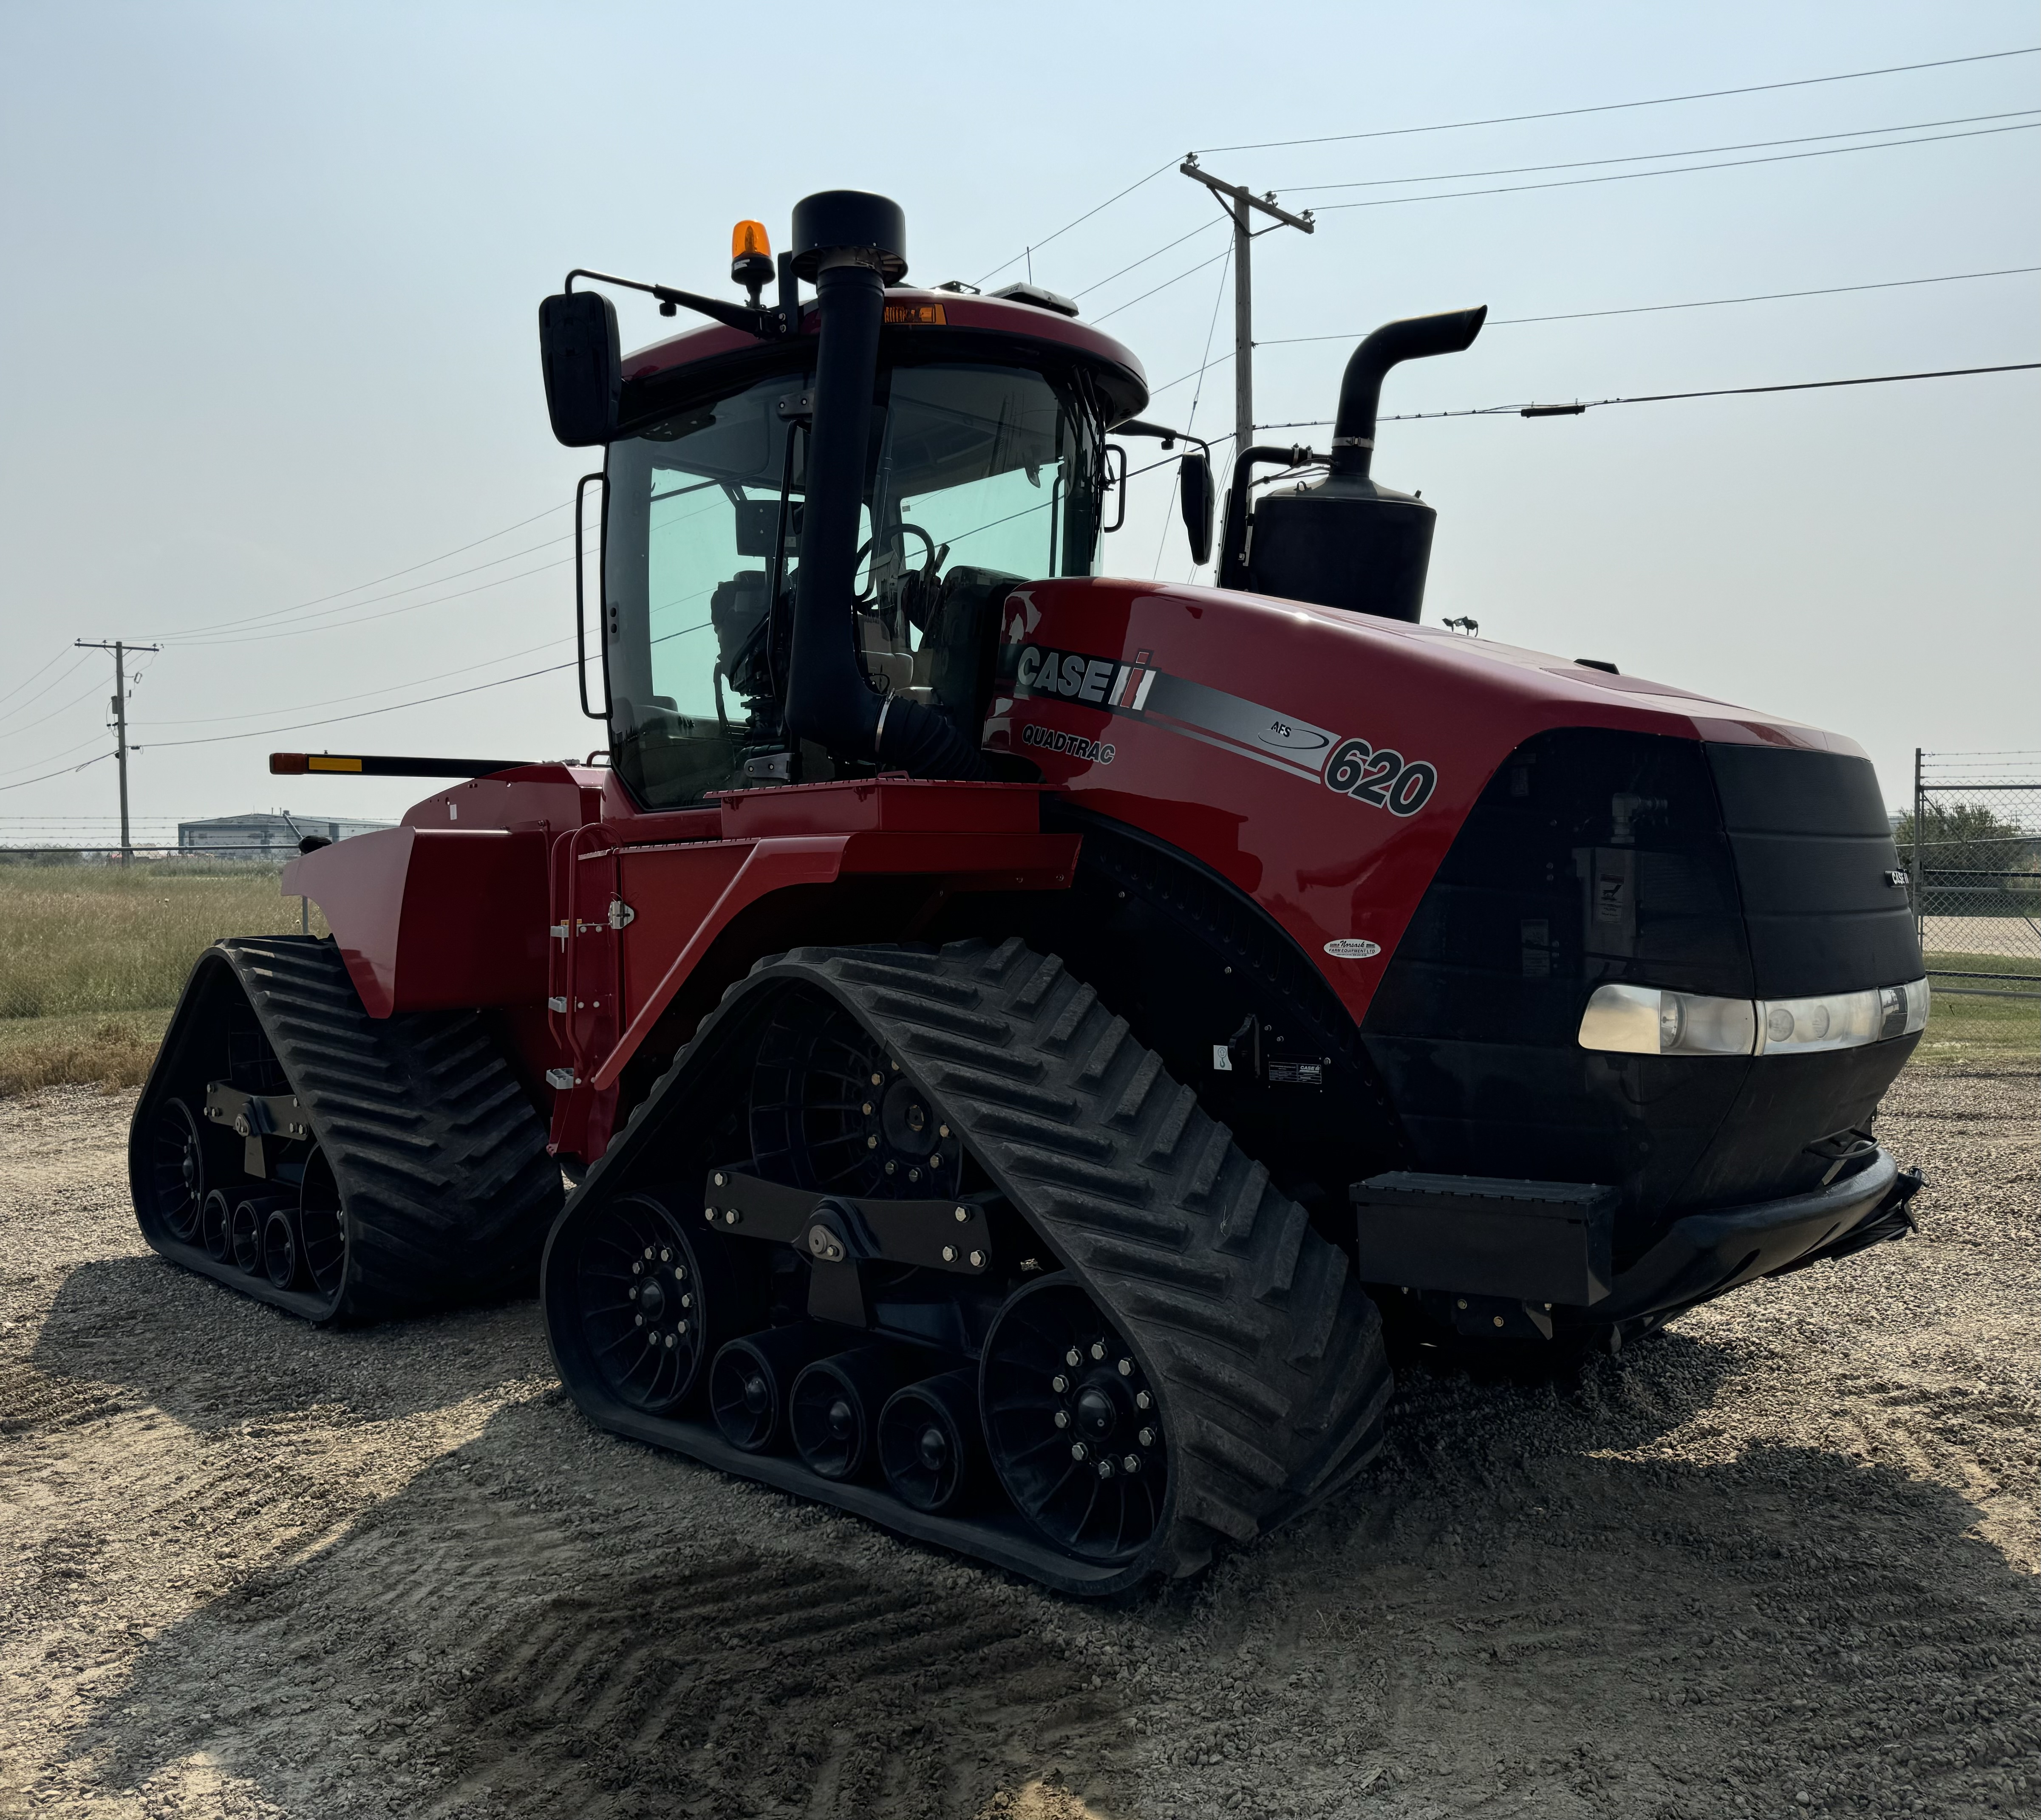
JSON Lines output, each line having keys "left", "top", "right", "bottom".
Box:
{"left": 1576, "top": 984, "right": 1758, "bottom": 1056}
{"left": 1578, "top": 978, "right": 1928, "bottom": 1057}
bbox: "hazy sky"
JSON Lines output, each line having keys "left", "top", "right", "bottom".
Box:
{"left": 1, "top": 2, "right": 2034, "bottom": 836}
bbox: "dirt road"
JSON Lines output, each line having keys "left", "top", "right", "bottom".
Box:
{"left": 1, "top": 1067, "right": 2034, "bottom": 1820}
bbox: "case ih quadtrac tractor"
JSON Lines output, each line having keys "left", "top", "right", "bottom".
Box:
{"left": 131, "top": 191, "right": 1927, "bottom": 1594}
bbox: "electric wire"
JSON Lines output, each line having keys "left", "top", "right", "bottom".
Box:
{"left": 0, "top": 649, "right": 87, "bottom": 718}
{"left": 1247, "top": 264, "right": 2041, "bottom": 353}
{"left": 129, "top": 634, "right": 577, "bottom": 727}
{"left": 1192, "top": 45, "right": 2041, "bottom": 156}
{"left": 144, "top": 499, "right": 570, "bottom": 640}
{"left": 974, "top": 161, "right": 1179, "bottom": 287}
{"left": 132, "top": 660, "right": 580, "bottom": 752}
{"left": 0, "top": 674, "right": 121, "bottom": 744}
{"left": 1283, "top": 107, "right": 2038, "bottom": 195}
{"left": 1250, "top": 359, "right": 2041, "bottom": 430}
{"left": 1311, "top": 119, "right": 2039, "bottom": 213}
{"left": 0, "top": 730, "right": 119, "bottom": 782}
{"left": 1153, "top": 238, "right": 1234, "bottom": 578}
{"left": 0, "top": 752, "right": 112, "bottom": 795}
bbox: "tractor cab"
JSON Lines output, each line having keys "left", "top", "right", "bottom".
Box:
{"left": 601, "top": 314, "right": 1137, "bottom": 808}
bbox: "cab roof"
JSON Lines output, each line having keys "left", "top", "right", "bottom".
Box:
{"left": 618, "top": 287, "right": 1151, "bottom": 425}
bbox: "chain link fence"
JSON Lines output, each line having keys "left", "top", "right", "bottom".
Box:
{"left": 1902, "top": 750, "right": 2040, "bottom": 1065}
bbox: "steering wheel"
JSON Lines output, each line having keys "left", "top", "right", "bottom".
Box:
{"left": 852, "top": 522, "right": 939, "bottom": 606}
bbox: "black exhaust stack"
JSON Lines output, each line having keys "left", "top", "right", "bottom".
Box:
{"left": 783, "top": 191, "right": 986, "bottom": 779}
{"left": 1219, "top": 305, "right": 1486, "bottom": 623}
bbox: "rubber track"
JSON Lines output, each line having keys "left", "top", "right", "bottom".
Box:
{"left": 717, "top": 939, "right": 1393, "bottom": 1579}
{"left": 136, "top": 937, "right": 561, "bottom": 1322}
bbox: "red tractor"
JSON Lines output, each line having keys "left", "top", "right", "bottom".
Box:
{"left": 131, "top": 192, "right": 1926, "bottom": 1594}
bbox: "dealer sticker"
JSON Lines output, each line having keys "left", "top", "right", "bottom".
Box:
{"left": 1323, "top": 939, "right": 1382, "bottom": 960}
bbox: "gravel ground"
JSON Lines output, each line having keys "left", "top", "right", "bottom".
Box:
{"left": 0, "top": 1066, "right": 2033, "bottom": 1820}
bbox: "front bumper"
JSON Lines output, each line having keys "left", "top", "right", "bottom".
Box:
{"left": 1594, "top": 1148, "right": 1916, "bottom": 1323}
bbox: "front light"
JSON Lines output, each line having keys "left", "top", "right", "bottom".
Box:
{"left": 1579, "top": 978, "right": 1930, "bottom": 1056}
{"left": 1577, "top": 984, "right": 1757, "bottom": 1056}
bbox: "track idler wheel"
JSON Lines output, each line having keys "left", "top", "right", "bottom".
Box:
{"left": 297, "top": 1147, "right": 346, "bottom": 1296}
{"left": 710, "top": 1325, "right": 827, "bottom": 1453}
{"left": 200, "top": 1189, "right": 233, "bottom": 1263}
{"left": 144, "top": 1098, "right": 207, "bottom": 1245}
{"left": 790, "top": 1346, "right": 904, "bottom": 1482}
{"left": 879, "top": 1369, "right": 982, "bottom": 1514}
{"left": 981, "top": 1277, "right": 1167, "bottom": 1564}
{"left": 572, "top": 1190, "right": 754, "bottom": 1416}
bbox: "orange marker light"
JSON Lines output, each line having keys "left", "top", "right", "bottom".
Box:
{"left": 883, "top": 302, "right": 946, "bottom": 326}
{"left": 731, "top": 220, "right": 770, "bottom": 260}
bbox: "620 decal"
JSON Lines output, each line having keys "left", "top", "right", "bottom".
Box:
{"left": 1323, "top": 738, "right": 1438, "bottom": 816}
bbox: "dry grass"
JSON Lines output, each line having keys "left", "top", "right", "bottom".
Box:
{"left": 0, "top": 1008, "right": 173, "bottom": 1098}
{"left": 0, "top": 864, "right": 325, "bottom": 1097}
{"left": 0, "top": 863, "right": 323, "bottom": 1020}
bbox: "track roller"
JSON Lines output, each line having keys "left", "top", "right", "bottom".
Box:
{"left": 231, "top": 1194, "right": 286, "bottom": 1275}
{"left": 200, "top": 1189, "right": 232, "bottom": 1263}
{"left": 879, "top": 1369, "right": 981, "bottom": 1514}
{"left": 790, "top": 1346, "right": 903, "bottom": 1481}
{"left": 261, "top": 1206, "right": 305, "bottom": 1290}
{"left": 710, "top": 1325, "right": 827, "bottom": 1453}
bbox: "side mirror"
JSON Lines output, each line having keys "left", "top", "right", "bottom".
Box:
{"left": 539, "top": 291, "right": 621, "bottom": 447}
{"left": 1179, "top": 450, "right": 1214, "bottom": 567}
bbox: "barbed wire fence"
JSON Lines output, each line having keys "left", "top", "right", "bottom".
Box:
{"left": 1905, "top": 749, "right": 2041, "bottom": 1065}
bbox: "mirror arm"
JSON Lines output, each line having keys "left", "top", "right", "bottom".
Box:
{"left": 564, "top": 268, "right": 792, "bottom": 339}
{"left": 1114, "top": 417, "right": 1212, "bottom": 458}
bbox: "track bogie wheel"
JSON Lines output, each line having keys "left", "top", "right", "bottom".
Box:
{"left": 200, "top": 1189, "right": 232, "bottom": 1263}
{"left": 230, "top": 1195, "right": 286, "bottom": 1276}
{"left": 573, "top": 1190, "right": 752, "bottom": 1416}
{"left": 710, "top": 1325, "right": 827, "bottom": 1453}
{"left": 262, "top": 1207, "right": 305, "bottom": 1289}
{"left": 981, "top": 1277, "right": 1167, "bottom": 1563}
{"left": 789, "top": 1345, "right": 901, "bottom": 1482}
{"left": 879, "top": 1368, "right": 981, "bottom": 1514}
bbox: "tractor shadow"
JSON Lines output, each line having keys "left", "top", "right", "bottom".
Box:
{"left": 12, "top": 1250, "right": 550, "bottom": 1439}
{"left": 58, "top": 1325, "right": 2039, "bottom": 1820}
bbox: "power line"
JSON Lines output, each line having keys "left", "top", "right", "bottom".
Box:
{"left": 171, "top": 555, "right": 575, "bottom": 649}
{"left": 145, "top": 498, "right": 569, "bottom": 641}
{"left": 0, "top": 673, "right": 117, "bottom": 742}
{"left": 0, "top": 648, "right": 87, "bottom": 718}
{"left": 1284, "top": 107, "right": 2038, "bottom": 195}
{"left": 1249, "top": 263, "right": 2041, "bottom": 352}
{"left": 0, "top": 752, "right": 113, "bottom": 796}
{"left": 1313, "top": 119, "right": 2039, "bottom": 213}
{"left": 974, "top": 161, "right": 1180, "bottom": 287}
{"left": 1072, "top": 217, "right": 1228, "bottom": 299}
{"left": 1193, "top": 45, "right": 2041, "bottom": 155}
{"left": 1093, "top": 246, "right": 1234, "bottom": 324}
{"left": 132, "top": 659, "right": 580, "bottom": 752}
{"left": 165, "top": 528, "right": 575, "bottom": 645}
{"left": 130, "top": 635, "right": 576, "bottom": 727}
{"left": 1251, "top": 359, "right": 2041, "bottom": 430}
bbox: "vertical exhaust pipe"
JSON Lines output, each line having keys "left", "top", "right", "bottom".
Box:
{"left": 1329, "top": 305, "right": 1487, "bottom": 479}
{"left": 783, "top": 192, "right": 985, "bottom": 779}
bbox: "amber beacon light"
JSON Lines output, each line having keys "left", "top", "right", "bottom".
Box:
{"left": 731, "top": 220, "right": 773, "bottom": 305}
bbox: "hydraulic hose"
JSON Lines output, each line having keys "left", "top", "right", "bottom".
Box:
{"left": 1330, "top": 306, "right": 1488, "bottom": 479}
{"left": 784, "top": 259, "right": 985, "bottom": 779}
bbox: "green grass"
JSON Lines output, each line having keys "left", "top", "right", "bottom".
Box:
{"left": 1914, "top": 947, "right": 2040, "bottom": 1068}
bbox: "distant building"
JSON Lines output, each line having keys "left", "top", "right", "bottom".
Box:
{"left": 177, "top": 812, "right": 391, "bottom": 855}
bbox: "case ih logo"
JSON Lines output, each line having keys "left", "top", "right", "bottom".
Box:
{"left": 1014, "top": 645, "right": 1158, "bottom": 712}
{"left": 1002, "top": 639, "right": 1439, "bottom": 813}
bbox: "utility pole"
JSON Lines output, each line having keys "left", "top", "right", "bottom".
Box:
{"left": 76, "top": 639, "right": 160, "bottom": 864}
{"left": 1179, "top": 157, "right": 1314, "bottom": 460}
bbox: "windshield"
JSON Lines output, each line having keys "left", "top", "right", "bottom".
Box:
{"left": 603, "top": 358, "right": 1104, "bottom": 808}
